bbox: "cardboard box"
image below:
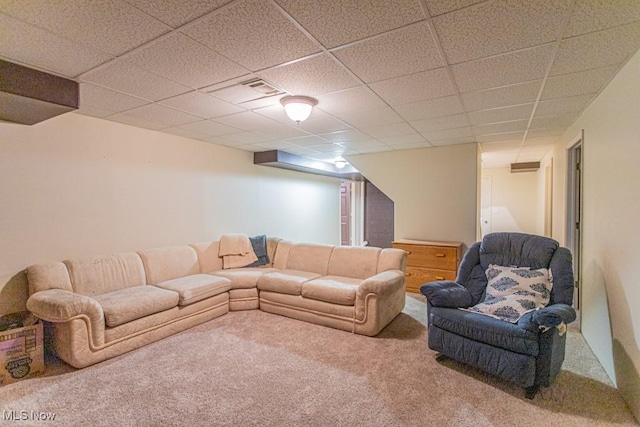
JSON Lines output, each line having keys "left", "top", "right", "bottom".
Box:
{"left": 0, "top": 321, "right": 44, "bottom": 385}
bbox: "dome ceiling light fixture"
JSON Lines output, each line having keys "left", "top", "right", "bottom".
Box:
{"left": 280, "top": 95, "right": 318, "bottom": 123}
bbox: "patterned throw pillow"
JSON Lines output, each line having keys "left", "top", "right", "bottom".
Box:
{"left": 463, "top": 264, "right": 553, "bottom": 323}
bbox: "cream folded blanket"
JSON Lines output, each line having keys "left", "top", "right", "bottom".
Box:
{"left": 219, "top": 234, "right": 258, "bottom": 269}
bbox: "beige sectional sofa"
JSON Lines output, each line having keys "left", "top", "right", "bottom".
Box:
{"left": 25, "top": 237, "right": 406, "bottom": 369}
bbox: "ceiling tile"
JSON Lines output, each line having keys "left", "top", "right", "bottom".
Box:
{"left": 472, "top": 120, "right": 528, "bottom": 136}
{"left": 395, "top": 95, "right": 464, "bottom": 121}
{"left": 125, "top": 33, "right": 248, "bottom": 88}
{"left": 530, "top": 112, "right": 579, "bottom": 128}
{"left": 467, "top": 103, "right": 534, "bottom": 125}
{"left": 223, "top": 131, "right": 274, "bottom": 144}
{"left": 379, "top": 133, "right": 427, "bottom": 146}
{"left": 339, "top": 140, "right": 387, "bottom": 150}
{"left": 338, "top": 107, "right": 404, "bottom": 129}
{"left": 159, "top": 91, "right": 244, "bottom": 118}
{"left": 178, "top": 119, "right": 242, "bottom": 136}
{"left": 109, "top": 104, "right": 202, "bottom": 129}
{"left": 319, "top": 130, "right": 372, "bottom": 143}
{"left": 294, "top": 117, "right": 352, "bottom": 134}
{"left": 357, "top": 145, "right": 393, "bottom": 154}
{"left": 259, "top": 54, "right": 359, "bottom": 96}
{"left": 315, "top": 87, "right": 387, "bottom": 116}
{"left": 333, "top": 22, "right": 443, "bottom": 83}
{"left": 393, "top": 142, "right": 432, "bottom": 150}
{"left": 460, "top": 80, "right": 541, "bottom": 111}
{"left": 359, "top": 123, "right": 416, "bottom": 138}
{"left": 81, "top": 58, "right": 191, "bottom": 101}
{"left": 476, "top": 131, "right": 525, "bottom": 143}
{"left": 124, "top": 0, "right": 233, "bottom": 28}
{"left": 286, "top": 136, "right": 335, "bottom": 147}
{"left": 535, "top": 94, "right": 594, "bottom": 116}
{"left": 452, "top": 44, "right": 554, "bottom": 92}
{"left": 257, "top": 125, "right": 309, "bottom": 140}
{"left": 410, "top": 113, "right": 469, "bottom": 133}
{"left": 274, "top": 0, "right": 425, "bottom": 48}
{"left": 0, "top": 14, "right": 113, "bottom": 78}
{"left": 565, "top": 0, "right": 640, "bottom": 38}
{"left": 541, "top": 65, "right": 618, "bottom": 100}
{"left": 369, "top": 68, "right": 457, "bottom": 105}
{"left": 255, "top": 140, "right": 298, "bottom": 150}
{"left": 202, "top": 136, "right": 250, "bottom": 147}
{"left": 433, "top": 0, "right": 570, "bottom": 64}
{"left": 213, "top": 111, "right": 280, "bottom": 131}
{"left": 78, "top": 83, "right": 149, "bottom": 118}
{"left": 232, "top": 144, "right": 264, "bottom": 152}
{"left": 526, "top": 128, "right": 564, "bottom": 139}
{"left": 0, "top": 0, "right": 170, "bottom": 56}
{"left": 424, "top": 0, "right": 486, "bottom": 17}
{"left": 551, "top": 22, "right": 640, "bottom": 75}
{"left": 421, "top": 126, "right": 473, "bottom": 141}
{"left": 183, "top": 0, "right": 319, "bottom": 70}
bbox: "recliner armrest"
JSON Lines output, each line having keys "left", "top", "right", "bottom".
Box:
{"left": 420, "top": 281, "right": 474, "bottom": 308}
{"left": 530, "top": 303, "right": 576, "bottom": 327}
{"left": 27, "top": 289, "right": 104, "bottom": 323}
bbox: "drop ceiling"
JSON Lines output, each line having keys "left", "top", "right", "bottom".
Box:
{"left": 2, "top": 0, "right": 640, "bottom": 168}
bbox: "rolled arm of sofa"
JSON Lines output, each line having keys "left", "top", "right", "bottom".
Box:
{"left": 27, "top": 289, "right": 104, "bottom": 325}
{"left": 529, "top": 303, "right": 577, "bottom": 327}
{"left": 420, "top": 281, "right": 474, "bottom": 308}
{"left": 358, "top": 270, "right": 405, "bottom": 297}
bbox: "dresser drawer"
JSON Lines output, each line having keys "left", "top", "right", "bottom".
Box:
{"left": 404, "top": 267, "right": 457, "bottom": 293}
{"left": 394, "top": 244, "right": 458, "bottom": 270}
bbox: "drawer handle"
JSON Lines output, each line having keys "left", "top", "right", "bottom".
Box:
{"left": 435, "top": 253, "right": 446, "bottom": 257}
{"left": 435, "top": 276, "right": 445, "bottom": 280}
{"left": 405, "top": 272, "right": 412, "bottom": 277}
{"left": 405, "top": 250, "right": 412, "bottom": 255}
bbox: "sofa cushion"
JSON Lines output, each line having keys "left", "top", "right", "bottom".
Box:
{"left": 94, "top": 286, "right": 179, "bottom": 327}
{"left": 429, "top": 306, "right": 540, "bottom": 356}
{"left": 258, "top": 270, "right": 321, "bottom": 295}
{"left": 286, "top": 244, "right": 333, "bottom": 275}
{"left": 327, "top": 246, "right": 381, "bottom": 279}
{"left": 154, "top": 274, "right": 231, "bottom": 306}
{"left": 301, "top": 276, "right": 361, "bottom": 306}
{"left": 64, "top": 253, "right": 146, "bottom": 296}
{"left": 212, "top": 268, "right": 276, "bottom": 289}
{"left": 138, "top": 246, "right": 200, "bottom": 285}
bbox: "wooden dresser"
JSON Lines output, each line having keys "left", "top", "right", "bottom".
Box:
{"left": 392, "top": 239, "right": 463, "bottom": 294}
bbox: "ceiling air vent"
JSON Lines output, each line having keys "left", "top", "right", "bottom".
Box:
{"left": 510, "top": 162, "right": 540, "bottom": 173}
{"left": 241, "top": 78, "right": 282, "bottom": 97}
{"left": 0, "top": 59, "right": 78, "bottom": 125}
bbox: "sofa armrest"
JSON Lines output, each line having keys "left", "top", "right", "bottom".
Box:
{"left": 358, "top": 270, "right": 405, "bottom": 297}
{"left": 420, "top": 281, "right": 474, "bottom": 308}
{"left": 27, "top": 289, "right": 104, "bottom": 324}
{"left": 529, "top": 303, "right": 577, "bottom": 327}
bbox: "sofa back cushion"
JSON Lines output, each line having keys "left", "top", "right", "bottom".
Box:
{"left": 64, "top": 253, "right": 146, "bottom": 296}
{"left": 327, "top": 246, "right": 381, "bottom": 279}
{"left": 285, "top": 243, "right": 334, "bottom": 276}
{"left": 191, "top": 241, "right": 224, "bottom": 273}
{"left": 138, "top": 246, "right": 200, "bottom": 285}
{"left": 26, "top": 262, "right": 73, "bottom": 295}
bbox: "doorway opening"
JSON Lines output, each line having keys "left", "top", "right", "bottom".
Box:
{"left": 340, "top": 180, "right": 393, "bottom": 248}
{"left": 566, "top": 134, "right": 583, "bottom": 326}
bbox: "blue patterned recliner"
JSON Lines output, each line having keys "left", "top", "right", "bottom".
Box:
{"left": 420, "top": 232, "right": 576, "bottom": 398}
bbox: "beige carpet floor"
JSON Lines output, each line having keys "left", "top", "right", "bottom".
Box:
{"left": 1, "top": 294, "right": 637, "bottom": 426}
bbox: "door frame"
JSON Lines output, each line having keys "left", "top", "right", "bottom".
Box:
{"left": 565, "top": 131, "right": 584, "bottom": 321}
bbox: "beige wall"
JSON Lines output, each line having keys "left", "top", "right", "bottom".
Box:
{"left": 347, "top": 143, "right": 478, "bottom": 247}
{"left": 481, "top": 167, "right": 539, "bottom": 235}
{"left": 0, "top": 113, "right": 340, "bottom": 315}
{"left": 549, "top": 49, "right": 640, "bottom": 418}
